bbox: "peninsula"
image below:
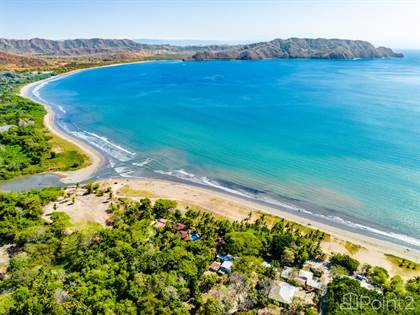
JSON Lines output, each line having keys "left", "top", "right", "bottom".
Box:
{"left": 0, "top": 37, "right": 417, "bottom": 315}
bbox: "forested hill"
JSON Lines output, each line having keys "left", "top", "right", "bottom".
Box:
{"left": 191, "top": 38, "right": 404, "bottom": 60}
{"left": 0, "top": 37, "right": 403, "bottom": 60}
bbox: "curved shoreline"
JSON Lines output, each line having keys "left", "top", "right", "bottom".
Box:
{"left": 19, "top": 69, "right": 106, "bottom": 183}
{"left": 15, "top": 61, "right": 420, "bottom": 260}
{"left": 102, "top": 178, "right": 420, "bottom": 269}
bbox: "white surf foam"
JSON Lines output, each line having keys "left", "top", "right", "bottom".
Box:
{"left": 72, "top": 130, "right": 135, "bottom": 162}
{"left": 114, "top": 166, "right": 135, "bottom": 178}
{"left": 32, "top": 81, "right": 51, "bottom": 104}
{"left": 154, "top": 168, "right": 420, "bottom": 248}
{"left": 57, "top": 105, "right": 66, "bottom": 113}
{"left": 133, "top": 158, "right": 154, "bottom": 167}
{"left": 155, "top": 169, "right": 261, "bottom": 199}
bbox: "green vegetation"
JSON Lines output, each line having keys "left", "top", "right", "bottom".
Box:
{"left": 0, "top": 186, "right": 418, "bottom": 314}
{"left": 385, "top": 253, "right": 419, "bottom": 272}
{"left": 343, "top": 240, "right": 364, "bottom": 255}
{"left": 0, "top": 187, "right": 326, "bottom": 314}
{"left": 326, "top": 276, "right": 419, "bottom": 314}
{"left": 0, "top": 72, "right": 89, "bottom": 181}
{"left": 118, "top": 185, "right": 154, "bottom": 198}
{"left": 330, "top": 253, "right": 360, "bottom": 273}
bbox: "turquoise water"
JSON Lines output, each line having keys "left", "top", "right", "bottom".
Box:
{"left": 37, "top": 54, "right": 420, "bottom": 245}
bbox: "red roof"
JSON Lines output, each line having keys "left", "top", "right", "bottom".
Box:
{"left": 209, "top": 261, "right": 221, "bottom": 272}
{"left": 179, "top": 230, "right": 190, "bottom": 241}
{"left": 154, "top": 221, "right": 166, "bottom": 228}
{"left": 173, "top": 223, "right": 186, "bottom": 231}
{"left": 154, "top": 218, "right": 167, "bottom": 228}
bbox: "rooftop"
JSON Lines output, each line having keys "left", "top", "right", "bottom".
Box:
{"left": 298, "top": 269, "right": 313, "bottom": 281}
{"left": 281, "top": 266, "right": 294, "bottom": 279}
{"left": 209, "top": 261, "right": 221, "bottom": 272}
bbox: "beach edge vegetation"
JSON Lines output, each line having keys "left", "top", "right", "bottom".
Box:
{"left": 0, "top": 71, "right": 90, "bottom": 181}
{"left": 0, "top": 185, "right": 418, "bottom": 314}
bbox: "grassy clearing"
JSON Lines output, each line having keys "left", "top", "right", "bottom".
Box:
{"left": 385, "top": 253, "right": 419, "bottom": 272}
{"left": 343, "top": 240, "right": 364, "bottom": 255}
{"left": 118, "top": 185, "right": 154, "bottom": 198}
{"left": 47, "top": 132, "right": 91, "bottom": 171}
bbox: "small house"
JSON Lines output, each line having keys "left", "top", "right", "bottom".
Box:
{"left": 154, "top": 218, "right": 167, "bottom": 229}
{"left": 209, "top": 261, "right": 221, "bottom": 272}
{"left": 0, "top": 124, "right": 15, "bottom": 133}
{"left": 179, "top": 230, "right": 190, "bottom": 241}
{"left": 306, "top": 278, "right": 322, "bottom": 290}
{"left": 281, "top": 266, "right": 294, "bottom": 280}
{"left": 359, "top": 279, "right": 381, "bottom": 293}
{"left": 219, "top": 260, "right": 233, "bottom": 273}
{"left": 173, "top": 223, "right": 186, "bottom": 231}
{"left": 190, "top": 232, "right": 200, "bottom": 241}
{"left": 217, "top": 254, "right": 233, "bottom": 262}
{"left": 298, "top": 269, "right": 313, "bottom": 281}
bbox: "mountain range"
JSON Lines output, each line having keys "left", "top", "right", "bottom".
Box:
{"left": 0, "top": 37, "right": 403, "bottom": 60}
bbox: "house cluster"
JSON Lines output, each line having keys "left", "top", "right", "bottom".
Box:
{"left": 153, "top": 220, "right": 201, "bottom": 242}
{"left": 209, "top": 253, "right": 234, "bottom": 275}
{"left": 268, "top": 260, "right": 330, "bottom": 306}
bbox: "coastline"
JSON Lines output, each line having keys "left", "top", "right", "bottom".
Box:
{"left": 17, "top": 60, "right": 161, "bottom": 183}
{"left": 102, "top": 178, "right": 419, "bottom": 276}
{"left": 14, "top": 61, "right": 420, "bottom": 266}
{"left": 19, "top": 71, "right": 106, "bottom": 183}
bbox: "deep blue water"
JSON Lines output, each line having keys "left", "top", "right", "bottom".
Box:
{"left": 37, "top": 53, "right": 420, "bottom": 245}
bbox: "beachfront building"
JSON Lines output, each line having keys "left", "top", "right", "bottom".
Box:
{"left": 179, "top": 230, "right": 190, "bottom": 241}
{"left": 219, "top": 260, "right": 233, "bottom": 274}
{"left": 298, "top": 270, "right": 313, "bottom": 281}
{"left": 154, "top": 218, "right": 167, "bottom": 229}
{"left": 173, "top": 223, "right": 186, "bottom": 231}
{"left": 281, "top": 266, "right": 294, "bottom": 280}
{"left": 268, "top": 281, "right": 296, "bottom": 305}
{"left": 0, "top": 124, "right": 15, "bottom": 133}
{"left": 217, "top": 253, "right": 234, "bottom": 262}
{"left": 209, "top": 261, "right": 221, "bottom": 272}
{"left": 297, "top": 269, "right": 323, "bottom": 290}
{"left": 306, "top": 278, "right": 322, "bottom": 290}
{"left": 356, "top": 276, "right": 382, "bottom": 293}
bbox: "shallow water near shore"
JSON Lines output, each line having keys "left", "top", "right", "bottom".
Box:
{"left": 27, "top": 53, "right": 420, "bottom": 248}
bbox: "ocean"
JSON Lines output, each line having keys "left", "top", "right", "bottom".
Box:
{"left": 35, "top": 53, "right": 420, "bottom": 247}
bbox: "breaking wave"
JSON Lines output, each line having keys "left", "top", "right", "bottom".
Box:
{"left": 154, "top": 168, "right": 420, "bottom": 248}
{"left": 132, "top": 158, "right": 154, "bottom": 167}
{"left": 72, "top": 130, "right": 136, "bottom": 162}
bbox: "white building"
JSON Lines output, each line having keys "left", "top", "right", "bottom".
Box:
{"left": 281, "top": 266, "right": 294, "bottom": 280}
{"left": 298, "top": 269, "right": 313, "bottom": 281}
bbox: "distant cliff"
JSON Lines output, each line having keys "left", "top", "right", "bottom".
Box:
{"left": 0, "top": 37, "right": 403, "bottom": 60}
{"left": 191, "top": 38, "right": 403, "bottom": 60}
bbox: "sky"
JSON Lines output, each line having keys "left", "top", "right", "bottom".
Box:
{"left": 1, "top": 0, "right": 419, "bottom": 49}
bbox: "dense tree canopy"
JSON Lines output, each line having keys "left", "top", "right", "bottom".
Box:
{"left": 0, "top": 187, "right": 329, "bottom": 314}
{"left": 0, "top": 72, "right": 88, "bottom": 181}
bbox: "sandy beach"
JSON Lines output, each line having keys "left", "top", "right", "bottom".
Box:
{"left": 19, "top": 70, "right": 106, "bottom": 183}
{"left": 18, "top": 63, "right": 420, "bottom": 279}
{"left": 18, "top": 60, "right": 153, "bottom": 182}
{"left": 45, "top": 177, "right": 419, "bottom": 279}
